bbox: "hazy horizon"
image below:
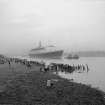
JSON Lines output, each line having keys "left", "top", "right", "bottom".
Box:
{"left": 0, "top": 0, "right": 105, "bottom": 56}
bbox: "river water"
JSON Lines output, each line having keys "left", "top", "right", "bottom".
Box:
{"left": 21, "top": 56, "right": 105, "bottom": 92}
{"left": 42, "top": 57, "right": 105, "bottom": 92}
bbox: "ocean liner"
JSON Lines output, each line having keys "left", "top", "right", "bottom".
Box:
{"left": 29, "top": 42, "right": 64, "bottom": 59}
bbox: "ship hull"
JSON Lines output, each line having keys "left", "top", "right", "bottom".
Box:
{"left": 29, "top": 50, "right": 63, "bottom": 59}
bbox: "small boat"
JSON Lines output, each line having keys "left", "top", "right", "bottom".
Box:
{"left": 66, "top": 54, "right": 79, "bottom": 59}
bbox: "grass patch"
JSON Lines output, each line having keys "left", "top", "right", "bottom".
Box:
{"left": 0, "top": 70, "right": 104, "bottom": 105}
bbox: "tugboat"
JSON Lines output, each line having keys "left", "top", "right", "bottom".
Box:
{"left": 66, "top": 54, "right": 79, "bottom": 59}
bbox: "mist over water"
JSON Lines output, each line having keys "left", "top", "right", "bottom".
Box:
{"left": 0, "top": 0, "right": 105, "bottom": 56}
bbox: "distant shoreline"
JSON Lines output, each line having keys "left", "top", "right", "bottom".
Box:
{"left": 65, "top": 51, "right": 105, "bottom": 57}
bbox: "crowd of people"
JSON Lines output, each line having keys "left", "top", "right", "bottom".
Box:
{"left": 0, "top": 56, "right": 44, "bottom": 69}
{"left": 41, "top": 62, "right": 89, "bottom": 74}
{"left": 0, "top": 56, "right": 90, "bottom": 88}
{"left": 0, "top": 56, "right": 89, "bottom": 74}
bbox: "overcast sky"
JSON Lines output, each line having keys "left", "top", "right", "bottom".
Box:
{"left": 0, "top": 0, "right": 105, "bottom": 56}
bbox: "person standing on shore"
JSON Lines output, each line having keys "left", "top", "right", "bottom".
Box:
{"left": 8, "top": 60, "right": 11, "bottom": 69}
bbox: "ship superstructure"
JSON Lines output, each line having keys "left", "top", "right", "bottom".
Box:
{"left": 29, "top": 42, "right": 63, "bottom": 59}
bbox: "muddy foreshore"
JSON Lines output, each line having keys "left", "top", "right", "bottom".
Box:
{"left": 0, "top": 62, "right": 105, "bottom": 105}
